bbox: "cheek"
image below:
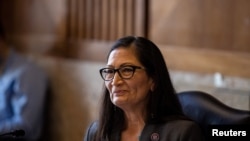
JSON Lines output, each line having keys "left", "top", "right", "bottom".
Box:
{"left": 104, "top": 81, "right": 111, "bottom": 92}
{"left": 130, "top": 78, "right": 152, "bottom": 94}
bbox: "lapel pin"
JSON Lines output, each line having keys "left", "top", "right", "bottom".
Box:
{"left": 151, "top": 133, "right": 160, "bottom": 141}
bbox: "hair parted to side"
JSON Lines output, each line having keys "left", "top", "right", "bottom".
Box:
{"left": 95, "top": 36, "right": 185, "bottom": 141}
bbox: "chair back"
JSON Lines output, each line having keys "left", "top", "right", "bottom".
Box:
{"left": 177, "top": 91, "right": 250, "bottom": 140}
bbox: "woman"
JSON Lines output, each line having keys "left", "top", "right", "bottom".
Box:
{"left": 83, "top": 36, "right": 204, "bottom": 141}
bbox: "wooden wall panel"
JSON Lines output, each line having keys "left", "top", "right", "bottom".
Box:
{"left": 148, "top": 0, "right": 250, "bottom": 78}
{"left": 2, "top": 0, "right": 249, "bottom": 78}
{"left": 67, "top": 0, "right": 146, "bottom": 41}
{"left": 0, "top": 0, "right": 68, "bottom": 54}
{"left": 149, "top": 0, "right": 250, "bottom": 53}
{"left": 66, "top": 0, "right": 148, "bottom": 58}
{"left": 160, "top": 45, "right": 250, "bottom": 78}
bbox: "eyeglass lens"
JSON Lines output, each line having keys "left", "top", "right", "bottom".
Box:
{"left": 100, "top": 66, "right": 139, "bottom": 81}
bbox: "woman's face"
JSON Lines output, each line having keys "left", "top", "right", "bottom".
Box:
{"left": 105, "top": 47, "right": 154, "bottom": 110}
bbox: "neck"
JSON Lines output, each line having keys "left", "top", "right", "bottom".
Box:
{"left": 124, "top": 110, "right": 146, "bottom": 131}
{"left": 121, "top": 112, "right": 145, "bottom": 141}
{"left": 122, "top": 101, "right": 148, "bottom": 127}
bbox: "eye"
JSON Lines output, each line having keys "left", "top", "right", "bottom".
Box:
{"left": 120, "top": 66, "right": 134, "bottom": 73}
{"left": 103, "top": 68, "right": 114, "bottom": 74}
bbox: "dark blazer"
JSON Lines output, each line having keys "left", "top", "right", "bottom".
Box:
{"left": 83, "top": 119, "right": 204, "bottom": 141}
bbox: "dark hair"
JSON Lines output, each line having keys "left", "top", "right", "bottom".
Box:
{"left": 95, "top": 36, "right": 185, "bottom": 140}
{"left": 0, "top": 13, "right": 5, "bottom": 40}
{"left": 0, "top": 22, "right": 4, "bottom": 39}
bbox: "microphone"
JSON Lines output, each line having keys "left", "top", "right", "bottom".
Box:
{"left": 0, "top": 129, "right": 25, "bottom": 137}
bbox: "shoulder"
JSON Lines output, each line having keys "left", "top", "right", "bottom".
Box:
{"left": 165, "top": 119, "right": 204, "bottom": 140}
{"left": 144, "top": 119, "right": 204, "bottom": 141}
{"left": 6, "top": 50, "right": 47, "bottom": 77}
{"left": 167, "top": 119, "right": 200, "bottom": 129}
{"left": 83, "top": 121, "right": 98, "bottom": 141}
{"left": 151, "top": 119, "right": 201, "bottom": 133}
{"left": 2, "top": 51, "right": 48, "bottom": 85}
{"left": 88, "top": 121, "right": 99, "bottom": 132}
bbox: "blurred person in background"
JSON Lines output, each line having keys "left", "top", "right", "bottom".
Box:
{"left": 0, "top": 15, "right": 49, "bottom": 141}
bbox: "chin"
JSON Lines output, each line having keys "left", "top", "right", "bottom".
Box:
{"left": 112, "top": 99, "right": 128, "bottom": 108}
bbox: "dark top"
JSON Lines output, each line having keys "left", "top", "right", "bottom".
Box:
{"left": 84, "top": 119, "right": 205, "bottom": 141}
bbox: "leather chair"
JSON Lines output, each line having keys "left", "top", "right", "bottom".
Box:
{"left": 177, "top": 90, "right": 250, "bottom": 140}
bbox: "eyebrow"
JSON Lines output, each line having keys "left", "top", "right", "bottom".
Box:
{"left": 105, "top": 63, "right": 138, "bottom": 68}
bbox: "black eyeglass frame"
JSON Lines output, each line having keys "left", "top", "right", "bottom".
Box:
{"left": 99, "top": 65, "right": 144, "bottom": 81}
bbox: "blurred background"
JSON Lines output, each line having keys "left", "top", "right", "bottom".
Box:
{"left": 0, "top": 0, "right": 250, "bottom": 141}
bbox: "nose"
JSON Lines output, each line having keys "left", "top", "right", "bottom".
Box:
{"left": 111, "top": 72, "right": 123, "bottom": 85}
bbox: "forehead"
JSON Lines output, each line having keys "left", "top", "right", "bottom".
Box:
{"left": 107, "top": 47, "right": 140, "bottom": 66}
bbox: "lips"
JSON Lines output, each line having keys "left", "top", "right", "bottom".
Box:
{"left": 112, "top": 90, "right": 127, "bottom": 96}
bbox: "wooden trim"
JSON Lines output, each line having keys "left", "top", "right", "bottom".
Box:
{"left": 159, "top": 45, "right": 250, "bottom": 78}
{"left": 135, "top": 0, "right": 146, "bottom": 36}
{"left": 66, "top": 40, "right": 250, "bottom": 78}
{"left": 125, "top": 0, "right": 134, "bottom": 36}
{"left": 101, "top": 0, "right": 109, "bottom": 40}
{"left": 66, "top": 40, "right": 113, "bottom": 61}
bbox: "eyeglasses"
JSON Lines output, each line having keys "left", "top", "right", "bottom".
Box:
{"left": 99, "top": 65, "right": 144, "bottom": 81}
